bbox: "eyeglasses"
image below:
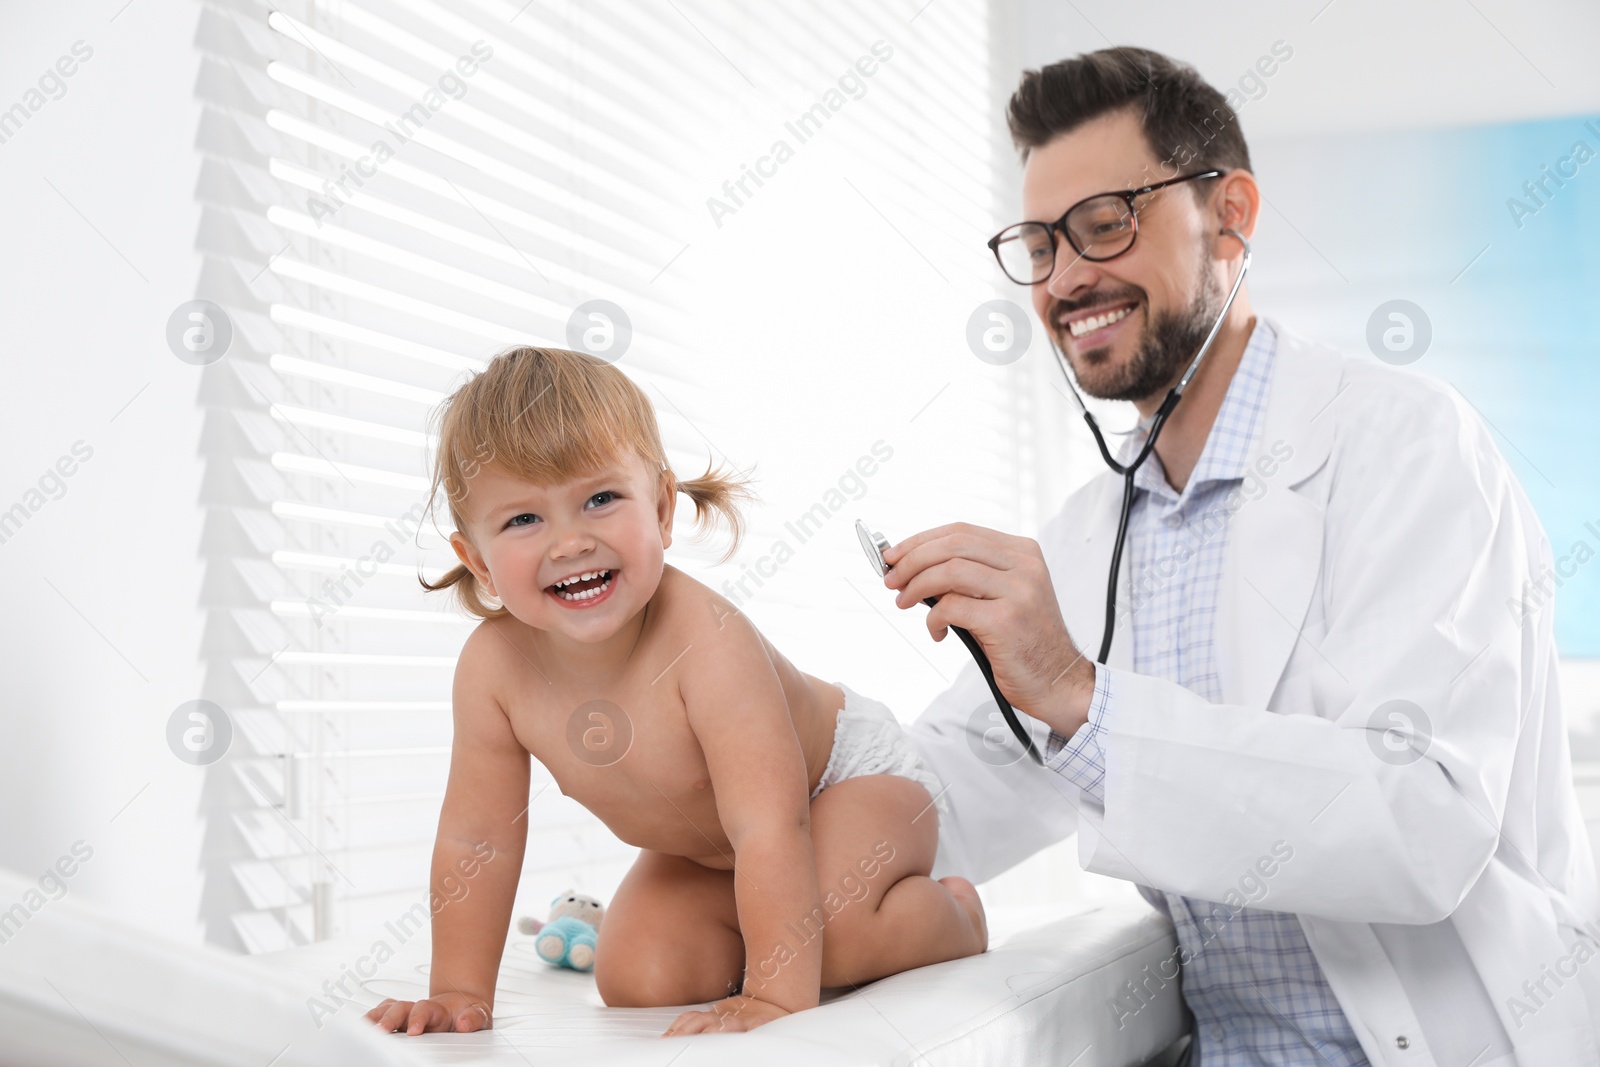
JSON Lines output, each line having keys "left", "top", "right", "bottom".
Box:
{"left": 986, "top": 169, "right": 1224, "bottom": 285}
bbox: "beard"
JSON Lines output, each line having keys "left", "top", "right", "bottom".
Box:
{"left": 1053, "top": 240, "right": 1225, "bottom": 403}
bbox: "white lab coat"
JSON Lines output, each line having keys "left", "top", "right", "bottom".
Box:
{"left": 910, "top": 318, "right": 1600, "bottom": 1066}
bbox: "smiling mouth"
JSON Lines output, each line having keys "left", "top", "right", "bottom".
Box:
{"left": 1065, "top": 303, "right": 1138, "bottom": 339}
{"left": 547, "top": 569, "right": 614, "bottom": 602}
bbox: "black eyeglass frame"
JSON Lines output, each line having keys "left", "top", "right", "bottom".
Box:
{"left": 986, "top": 168, "right": 1226, "bottom": 284}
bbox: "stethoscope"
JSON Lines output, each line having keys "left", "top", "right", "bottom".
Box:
{"left": 858, "top": 228, "right": 1252, "bottom": 766}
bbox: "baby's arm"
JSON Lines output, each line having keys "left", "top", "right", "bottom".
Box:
{"left": 672, "top": 613, "right": 823, "bottom": 1029}
{"left": 367, "top": 627, "right": 530, "bottom": 1035}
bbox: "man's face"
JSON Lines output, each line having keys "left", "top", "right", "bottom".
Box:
{"left": 1022, "top": 107, "right": 1223, "bottom": 403}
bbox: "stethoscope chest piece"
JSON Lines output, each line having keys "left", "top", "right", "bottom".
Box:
{"left": 856, "top": 520, "right": 891, "bottom": 578}
{"left": 854, "top": 518, "right": 1045, "bottom": 766}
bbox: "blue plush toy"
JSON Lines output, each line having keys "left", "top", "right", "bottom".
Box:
{"left": 516, "top": 889, "right": 605, "bottom": 972}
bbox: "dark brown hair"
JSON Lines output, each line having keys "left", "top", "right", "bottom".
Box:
{"left": 421, "top": 345, "right": 756, "bottom": 619}
{"left": 1006, "top": 47, "right": 1252, "bottom": 196}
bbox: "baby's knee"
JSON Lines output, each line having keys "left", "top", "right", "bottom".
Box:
{"left": 595, "top": 950, "right": 735, "bottom": 1008}
{"left": 820, "top": 929, "right": 872, "bottom": 988}
{"left": 816, "top": 896, "right": 883, "bottom": 984}
{"left": 595, "top": 954, "right": 672, "bottom": 1007}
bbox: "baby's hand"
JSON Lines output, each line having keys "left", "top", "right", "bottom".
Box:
{"left": 662, "top": 994, "right": 791, "bottom": 1036}
{"left": 366, "top": 992, "right": 492, "bottom": 1036}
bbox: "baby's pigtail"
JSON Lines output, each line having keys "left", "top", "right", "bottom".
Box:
{"left": 419, "top": 564, "right": 508, "bottom": 620}
{"left": 674, "top": 459, "right": 758, "bottom": 564}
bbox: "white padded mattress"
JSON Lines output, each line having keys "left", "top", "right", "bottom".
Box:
{"left": 0, "top": 864, "right": 1183, "bottom": 1067}
{"left": 255, "top": 901, "right": 1185, "bottom": 1066}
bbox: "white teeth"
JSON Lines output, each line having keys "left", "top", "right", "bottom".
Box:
{"left": 554, "top": 569, "right": 607, "bottom": 589}
{"left": 1068, "top": 305, "right": 1133, "bottom": 337}
{"left": 554, "top": 571, "right": 612, "bottom": 601}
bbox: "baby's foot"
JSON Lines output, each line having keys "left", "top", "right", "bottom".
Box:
{"left": 939, "top": 876, "right": 988, "bottom": 954}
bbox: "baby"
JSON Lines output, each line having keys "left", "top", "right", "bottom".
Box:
{"left": 365, "top": 345, "right": 986, "bottom": 1040}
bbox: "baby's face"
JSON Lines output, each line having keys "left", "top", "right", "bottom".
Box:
{"left": 450, "top": 452, "right": 673, "bottom": 641}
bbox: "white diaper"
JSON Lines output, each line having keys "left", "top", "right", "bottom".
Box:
{"left": 810, "top": 683, "right": 948, "bottom": 817}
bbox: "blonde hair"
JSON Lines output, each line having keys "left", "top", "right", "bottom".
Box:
{"left": 422, "top": 345, "right": 756, "bottom": 619}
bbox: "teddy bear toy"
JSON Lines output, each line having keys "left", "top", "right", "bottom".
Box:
{"left": 516, "top": 890, "right": 605, "bottom": 972}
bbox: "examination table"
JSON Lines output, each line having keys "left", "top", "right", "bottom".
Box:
{"left": 0, "top": 867, "right": 1187, "bottom": 1066}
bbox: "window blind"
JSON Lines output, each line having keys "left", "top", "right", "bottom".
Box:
{"left": 197, "top": 0, "right": 1029, "bottom": 953}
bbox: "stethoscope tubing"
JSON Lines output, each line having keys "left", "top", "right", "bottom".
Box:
{"left": 917, "top": 596, "right": 1048, "bottom": 765}
{"left": 1068, "top": 228, "right": 1253, "bottom": 664}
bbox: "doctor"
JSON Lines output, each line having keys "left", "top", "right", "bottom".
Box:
{"left": 897, "top": 47, "right": 1600, "bottom": 1067}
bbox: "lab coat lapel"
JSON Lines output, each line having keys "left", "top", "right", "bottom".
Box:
{"left": 1215, "top": 321, "right": 1340, "bottom": 710}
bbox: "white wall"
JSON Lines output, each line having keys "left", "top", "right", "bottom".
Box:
{"left": 0, "top": 3, "right": 209, "bottom": 943}
{"left": 1012, "top": 0, "right": 1600, "bottom": 138}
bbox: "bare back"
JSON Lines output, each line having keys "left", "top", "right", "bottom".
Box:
{"left": 477, "top": 565, "right": 843, "bottom": 870}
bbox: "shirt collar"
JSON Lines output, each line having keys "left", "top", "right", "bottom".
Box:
{"left": 1115, "top": 316, "right": 1278, "bottom": 505}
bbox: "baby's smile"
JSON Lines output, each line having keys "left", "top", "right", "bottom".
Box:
{"left": 546, "top": 568, "right": 617, "bottom": 608}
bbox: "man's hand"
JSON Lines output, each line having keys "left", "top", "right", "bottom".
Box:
{"left": 662, "top": 994, "right": 791, "bottom": 1036}
{"left": 882, "top": 523, "right": 1095, "bottom": 736}
{"left": 365, "top": 992, "right": 492, "bottom": 1036}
